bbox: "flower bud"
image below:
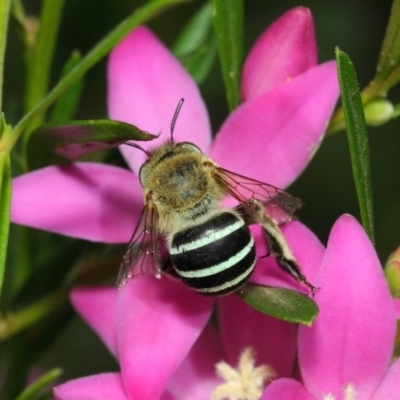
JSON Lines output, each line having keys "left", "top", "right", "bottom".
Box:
{"left": 364, "top": 99, "right": 394, "bottom": 126}
{"left": 385, "top": 246, "right": 400, "bottom": 297}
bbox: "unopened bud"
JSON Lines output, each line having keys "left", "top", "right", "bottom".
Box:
{"left": 385, "top": 246, "right": 400, "bottom": 297}
{"left": 364, "top": 99, "right": 394, "bottom": 126}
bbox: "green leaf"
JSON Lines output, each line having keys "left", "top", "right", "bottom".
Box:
{"left": 24, "top": 0, "right": 66, "bottom": 118}
{"left": 237, "top": 284, "right": 319, "bottom": 326}
{"left": 50, "top": 51, "right": 84, "bottom": 123}
{"left": 15, "top": 368, "right": 63, "bottom": 400}
{"left": 173, "top": 2, "right": 216, "bottom": 83}
{"left": 375, "top": 0, "right": 400, "bottom": 89}
{"left": 336, "top": 48, "right": 375, "bottom": 244}
{"left": 28, "top": 119, "right": 158, "bottom": 167}
{"left": 0, "top": 151, "right": 11, "bottom": 298}
{"left": 211, "top": 0, "right": 243, "bottom": 111}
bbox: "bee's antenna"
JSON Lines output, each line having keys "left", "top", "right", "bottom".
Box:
{"left": 124, "top": 141, "right": 152, "bottom": 157}
{"left": 170, "top": 98, "right": 184, "bottom": 142}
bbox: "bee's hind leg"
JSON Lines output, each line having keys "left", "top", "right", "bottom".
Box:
{"left": 236, "top": 199, "right": 316, "bottom": 296}
{"left": 261, "top": 219, "right": 316, "bottom": 296}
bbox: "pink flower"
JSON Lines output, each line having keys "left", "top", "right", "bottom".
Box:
{"left": 11, "top": 7, "right": 338, "bottom": 244}
{"left": 54, "top": 220, "right": 325, "bottom": 400}
{"left": 260, "top": 215, "right": 399, "bottom": 400}
{"left": 10, "top": 7, "right": 339, "bottom": 399}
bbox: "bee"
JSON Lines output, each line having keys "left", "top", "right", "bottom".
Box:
{"left": 117, "top": 99, "right": 315, "bottom": 296}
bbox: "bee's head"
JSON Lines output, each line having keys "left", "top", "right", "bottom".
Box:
{"left": 138, "top": 140, "right": 202, "bottom": 187}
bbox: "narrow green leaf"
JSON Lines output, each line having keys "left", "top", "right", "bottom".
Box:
{"left": 24, "top": 0, "right": 65, "bottom": 116}
{"left": 10, "top": 0, "right": 191, "bottom": 151}
{"left": 15, "top": 368, "right": 63, "bottom": 400}
{"left": 375, "top": 0, "right": 400, "bottom": 88}
{"left": 336, "top": 48, "right": 375, "bottom": 243}
{"left": 28, "top": 119, "right": 158, "bottom": 167}
{"left": 211, "top": 0, "right": 243, "bottom": 111}
{"left": 50, "top": 51, "right": 84, "bottom": 123}
{"left": 0, "top": 152, "right": 11, "bottom": 298}
{"left": 10, "top": 0, "right": 25, "bottom": 27}
{"left": 237, "top": 284, "right": 319, "bottom": 326}
{"left": 173, "top": 2, "right": 216, "bottom": 83}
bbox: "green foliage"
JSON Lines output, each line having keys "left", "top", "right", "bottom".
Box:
{"left": 28, "top": 119, "right": 158, "bottom": 168}
{"left": 336, "top": 48, "right": 375, "bottom": 244}
{"left": 173, "top": 2, "right": 216, "bottom": 83}
{"left": 15, "top": 368, "right": 63, "bottom": 400}
{"left": 50, "top": 51, "right": 84, "bottom": 123}
{"left": 211, "top": 0, "right": 243, "bottom": 110}
{"left": 375, "top": 0, "right": 400, "bottom": 90}
{"left": 1, "top": 1, "right": 400, "bottom": 398}
{"left": 237, "top": 284, "right": 319, "bottom": 326}
{"left": 0, "top": 151, "right": 11, "bottom": 297}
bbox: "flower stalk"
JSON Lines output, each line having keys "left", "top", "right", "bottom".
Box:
{"left": 0, "top": 0, "right": 11, "bottom": 114}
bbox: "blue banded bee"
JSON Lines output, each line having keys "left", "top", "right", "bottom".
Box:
{"left": 117, "top": 100, "right": 315, "bottom": 296}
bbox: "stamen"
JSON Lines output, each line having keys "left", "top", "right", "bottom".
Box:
{"left": 323, "top": 383, "right": 356, "bottom": 400}
{"left": 211, "top": 347, "right": 276, "bottom": 400}
{"left": 344, "top": 383, "right": 356, "bottom": 400}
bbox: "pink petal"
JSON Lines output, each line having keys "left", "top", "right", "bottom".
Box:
{"left": 372, "top": 358, "right": 400, "bottom": 400}
{"left": 298, "top": 215, "right": 397, "bottom": 399}
{"left": 11, "top": 163, "right": 143, "bottom": 243}
{"left": 211, "top": 61, "right": 339, "bottom": 189}
{"left": 260, "top": 378, "right": 314, "bottom": 400}
{"left": 251, "top": 221, "right": 324, "bottom": 294}
{"left": 217, "top": 222, "right": 324, "bottom": 379}
{"left": 218, "top": 293, "right": 297, "bottom": 378}
{"left": 116, "top": 276, "right": 214, "bottom": 400}
{"left": 70, "top": 287, "right": 118, "bottom": 357}
{"left": 242, "top": 7, "right": 317, "bottom": 101}
{"left": 108, "top": 26, "right": 212, "bottom": 173}
{"left": 163, "top": 324, "right": 224, "bottom": 400}
{"left": 54, "top": 373, "right": 127, "bottom": 400}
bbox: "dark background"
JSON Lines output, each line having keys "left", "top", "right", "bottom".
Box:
{"left": 3, "top": 0, "right": 400, "bottom": 384}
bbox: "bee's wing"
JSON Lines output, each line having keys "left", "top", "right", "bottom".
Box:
{"left": 213, "top": 167, "right": 303, "bottom": 224}
{"left": 116, "top": 201, "right": 161, "bottom": 289}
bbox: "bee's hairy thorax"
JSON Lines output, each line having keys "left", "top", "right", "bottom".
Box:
{"left": 141, "top": 142, "right": 224, "bottom": 233}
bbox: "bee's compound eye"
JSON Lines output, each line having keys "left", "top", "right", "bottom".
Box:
{"left": 176, "top": 142, "right": 202, "bottom": 154}
{"left": 139, "top": 161, "right": 150, "bottom": 186}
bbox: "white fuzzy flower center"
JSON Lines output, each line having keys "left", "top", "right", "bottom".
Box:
{"left": 323, "top": 383, "right": 356, "bottom": 400}
{"left": 211, "top": 347, "right": 277, "bottom": 400}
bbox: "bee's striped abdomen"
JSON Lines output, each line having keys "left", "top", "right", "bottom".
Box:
{"left": 169, "top": 212, "right": 256, "bottom": 295}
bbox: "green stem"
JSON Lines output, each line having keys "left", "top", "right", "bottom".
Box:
{"left": 15, "top": 368, "right": 63, "bottom": 400}
{"left": 0, "top": 287, "right": 69, "bottom": 341}
{"left": 9, "top": 0, "right": 189, "bottom": 153}
{"left": 0, "top": 120, "right": 11, "bottom": 298}
{"left": 0, "top": 0, "right": 11, "bottom": 113}
{"left": 24, "top": 0, "right": 65, "bottom": 117}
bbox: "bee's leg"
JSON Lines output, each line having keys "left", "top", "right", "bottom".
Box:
{"left": 235, "top": 200, "right": 316, "bottom": 296}
{"left": 260, "top": 217, "right": 316, "bottom": 296}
